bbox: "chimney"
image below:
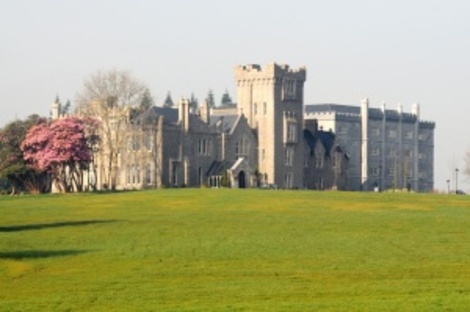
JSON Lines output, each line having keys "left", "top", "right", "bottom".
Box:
{"left": 178, "top": 97, "right": 190, "bottom": 133}
{"left": 200, "top": 99, "right": 210, "bottom": 124}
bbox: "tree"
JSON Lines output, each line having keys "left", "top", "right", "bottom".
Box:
{"left": 189, "top": 92, "right": 198, "bottom": 111}
{"left": 140, "top": 88, "right": 155, "bottom": 110}
{"left": 220, "top": 89, "right": 232, "bottom": 107}
{"left": 76, "top": 69, "right": 147, "bottom": 190}
{"left": 206, "top": 89, "right": 215, "bottom": 108}
{"left": 0, "top": 115, "right": 49, "bottom": 194}
{"left": 21, "top": 117, "right": 98, "bottom": 193}
{"left": 163, "top": 91, "right": 174, "bottom": 108}
{"left": 62, "top": 99, "right": 72, "bottom": 115}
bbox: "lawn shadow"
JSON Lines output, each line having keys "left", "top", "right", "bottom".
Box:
{"left": 0, "top": 250, "right": 90, "bottom": 260}
{"left": 0, "top": 220, "right": 118, "bottom": 232}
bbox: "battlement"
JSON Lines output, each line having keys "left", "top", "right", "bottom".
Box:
{"left": 419, "top": 120, "right": 436, "bottom": 129}
{"left": 235, "top": 62, "right": 306, "bottom": 81}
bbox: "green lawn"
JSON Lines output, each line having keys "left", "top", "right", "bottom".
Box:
{"left": 1, "top": 189, "right": 470, "bottom": 311}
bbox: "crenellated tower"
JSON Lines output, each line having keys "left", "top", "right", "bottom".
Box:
{"left": 235, "top": 63, "right": 307, "bottom": 188}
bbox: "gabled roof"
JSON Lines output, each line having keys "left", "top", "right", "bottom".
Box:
{"left": 207, "top": 160, "right": 232, "bottom": 176}
{"left": 209, "top": 114, "right": 239, "bottom": 133}
{"left": 303, "top": 129, "right": 337, "bottom": 157}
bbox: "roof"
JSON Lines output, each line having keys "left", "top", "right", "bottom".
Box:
{"left": 206, "top": 160, "right": 232, "bottom": 176}
{"left": 303, "top": 129, "right": 336, "bottom": 156}
{"left": 209, "top": 115, "right": 239, "bottom": 132}
{"left": 131, "top": 106, "right": 179, "bottom": 126}
{"left": 305, "top": 104, "right": 360, "bottom": 115}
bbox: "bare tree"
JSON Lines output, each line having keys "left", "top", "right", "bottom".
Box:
{"left": 77, "top": 69, "right": 147, "bottom": 190}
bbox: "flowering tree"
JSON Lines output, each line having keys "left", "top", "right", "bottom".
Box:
{"left": 21, "top": 117, "right": 98, "bottom": 193}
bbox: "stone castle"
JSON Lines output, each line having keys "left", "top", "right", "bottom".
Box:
{"left": 51, "top": 63, "right": 435, "bottom": 191}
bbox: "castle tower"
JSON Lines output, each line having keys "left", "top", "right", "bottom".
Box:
{"left": 51, "top": 101, "right": 61, "bottom": 120}
{"left": 235, "top": 63, "right": 307, "bottom": 188}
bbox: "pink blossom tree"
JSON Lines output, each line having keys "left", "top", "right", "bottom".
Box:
{"left": 21, "top": 117, "right": 98, "bottom": 193}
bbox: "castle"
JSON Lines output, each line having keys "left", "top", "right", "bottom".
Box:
{"left": 51, "top": 63, "right": 434, "bottom": 192}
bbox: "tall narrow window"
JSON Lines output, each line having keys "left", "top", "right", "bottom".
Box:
{"left": 146, "top": 164, "right": 151, "bottom": 185}
{"left": 285, "top": 147, "right": 294, "bottom": 166}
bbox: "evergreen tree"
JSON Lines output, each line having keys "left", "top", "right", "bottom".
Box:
{"left": 163, "top": 91, "right": 174, "bottom": 108}
{"left": 140, "top": 88, "right": 155, "bottom": 110}
{"left": 189, "top": 92, "right": 198, "bottom": 111}
{"left": 54, "top": 94, "right": 61, "bottom": 105}
{"left": 61, "top": 99, "right": 71, "bottom": 115}
{"left": 220, "top": 89, "right": 232, "bottom": 107}
{"left": 206, "top": 89, "right": 215, "bottom": 108}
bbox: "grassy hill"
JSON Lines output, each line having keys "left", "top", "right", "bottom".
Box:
{"left": 1, "top": 189, "right": 470, "bottom": 311}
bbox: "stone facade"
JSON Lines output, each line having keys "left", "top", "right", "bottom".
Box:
{"left": 235, "top": 63, "right": 307, "bottom": 188}
{"left": 51, "top": 62, "right": 435, "bottom": 192}
{"left": 304, "top": 100, "right": 435, "bottom": 192}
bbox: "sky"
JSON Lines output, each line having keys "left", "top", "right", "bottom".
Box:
{"left": 1, "top": 0, "right": 469, "bottom": 191}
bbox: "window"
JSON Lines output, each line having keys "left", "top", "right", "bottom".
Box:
{"left": 316, "top": 154, "right": 323, "bottom": 168}
{"left": 261, "top": 149, "right": 265, "bottom": 161}
{"left": 132, "top": 135, "right": 140, "bottom": 151}
{"left": 283, "top": 79, "right": 297, "bottom": 100}
{"left": 388, "top": 129, "right": 397, "bottom": 138}
{"left": 287, "top": 123, "right": 297, "bottom": 142}
{"left": 131, "top": 165, "right": 136, "bottom": 184}
{"left": 263, "top": 102, "right": 267, "bottom": 115}
{"left": 254, "top": 103, "right": 257, "bottom": 116}
{"left": 370, "top": 167, "right": 380, "bottom": 176}
{"left": 285, "top": 173, "right": 293, "bottom": 188}
{"left": 406, "top": 131, "right": 413, "bottom": 139}
{"left": 338, "top": 125, "right": 348, "bottom": 134}
{"left": 199, "top": 139, "right": 211, "bottom": 155}
{"left": 285, "top": 147, "right": 294, "bottom": 166}
{"left": 146, "top": 164, "right": 151, "bottom": 184}
{"left": 388, "top": 149, "right": 397, "bottom": 157}
{"left": 371, "top": 148, "right": 380, "bottom": 156}
{"left": 372, "top": 128, "right": 381, "bottom": 136}
{"left": 236, "top": 136, "right": 249, "bottom": 158}
{"left": 387, "top": 168, "right": 395, "bottom": 176}
{"left": 146, "top": 135, "right": 152, "bottom": 151}
{"left": 136, "top": 165, "right": 141, "bottom": 184}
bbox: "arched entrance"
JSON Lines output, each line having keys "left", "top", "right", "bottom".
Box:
{"left": 238, "top": 171, "right": 246, "bottom": 188}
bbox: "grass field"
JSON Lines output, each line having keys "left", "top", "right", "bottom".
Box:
{"left": 1, "top": 189, "right": 470, "bottom": 311}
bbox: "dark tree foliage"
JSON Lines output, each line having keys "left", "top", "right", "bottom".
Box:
{"left": 0, "top": 115, "right": 50, "bottom": 194}
{"left": 189, "top": 93, "right": 198, "bottom": 111}
{"left": 140, "top": 88, "right": 155, "bottom": 110}
{"left": 220, "top": 89, "right": 233, "bottom": 107}
{"left": 206, "top": 89, "right": 215, "bottom": 108}
{"left": 61, "top": 99, "right": 72, "bottom": 115}
{"left": 163, "top": 91, "right": 174, "bottom": 108}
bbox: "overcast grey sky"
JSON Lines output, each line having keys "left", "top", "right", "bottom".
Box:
{"left": 1, "top": 0, "right": 469, "bottom": 191}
